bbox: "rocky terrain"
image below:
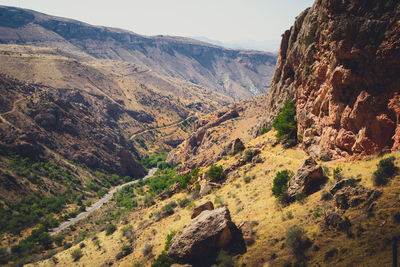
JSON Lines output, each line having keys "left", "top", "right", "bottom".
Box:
{"left": 0, "top": 75, "right": 145, "bottom": 199}
{"left": 258, "top": 0, "right": 400, "bottom": 160}
{"left": 1, "top": 1, "right": 400, "bottom": 267}
{"left": 0, "top": 5, "right": 276, "bottom": 101}
{"left": 167, "top": 94, "right": 266, "bottom": 170}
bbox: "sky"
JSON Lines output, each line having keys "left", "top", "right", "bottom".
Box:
{"left": 0, "top": 0, "right": 314, "bottom": 51}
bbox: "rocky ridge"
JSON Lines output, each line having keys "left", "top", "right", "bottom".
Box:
{"left": 258, "top": 0, "right": 400, "bottom": 160}
{"left": 0, "top": 5, "right": 276, "bottom": 101}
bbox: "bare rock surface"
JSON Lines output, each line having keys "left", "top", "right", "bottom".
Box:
{"left": 258, "top": 0, "right": 400, "bottom": 159}
{"left": 191, "top": 201, "right": 214, "bottom": 219}
{"left": 287, "top": 157, "right": 325, "bottom": 198}
{"left": 168, "top": 206, "right": 245, "bottom": 265}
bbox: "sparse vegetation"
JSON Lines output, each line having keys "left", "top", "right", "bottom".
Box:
{"left": 273, "top": 100, "right": 297, "bottom": 146}
{"left": 333, "top": 167, "right": 343, "bottom": 180}
{"left": 105, "top": 224, "right": 117, "bottom": 235}
{"left": 71, "top": 248, "right": 83, "bottom": 262}
{"left": 286, "top": 225, "right": 310, "bottom": 258}
{"left": 372, "top": 156, "right": 396, "bottom": 185}
{"left": 152, "top": 231, "right": 176, "bottom": 267}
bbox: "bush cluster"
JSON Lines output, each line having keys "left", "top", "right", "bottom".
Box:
{"left": 373, "top": 156, "right": 396, "bottom": 185}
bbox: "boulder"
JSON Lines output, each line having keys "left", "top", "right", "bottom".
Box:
{"left": 287, "top": 157, "right": 325, "bottom": 198}
{"left": 191, "top": 201, "right": 214, "bottom": 219}
{"left": 168, "top": 207, "right": 246, "bottom": 265}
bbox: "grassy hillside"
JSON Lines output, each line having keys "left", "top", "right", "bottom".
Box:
{"left": 25, "top": 130, "right": 400, "bottom": 267}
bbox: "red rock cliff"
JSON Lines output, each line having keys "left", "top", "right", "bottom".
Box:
{"left": 262, "top": 0, "right": 400, "bottom": 160}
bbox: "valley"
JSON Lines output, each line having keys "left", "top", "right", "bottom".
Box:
{"left": 0, "top": 0, "right": 399, "bottom": 266}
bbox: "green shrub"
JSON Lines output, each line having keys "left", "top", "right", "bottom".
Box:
{"left": 161, "top": 201, "right": 178, "bottom": 217}
{"left": 207, "top": 165, "right": 225, "bottom": 182}
{"left": 243, "top": 175, "right": 251, "bottom": 184}
{"left": 177, "top": 198, "right": 190, "bottom": 208}
{"left": 272, "top": 170, "right": 292, "bottom": 198}
{"left": 273, "top": 100, "right": 297, "bottom": 145}
{"left": 286, "top": 226, "right": 310, "bottom": 257}
{"left": 243, "top": 149, "right": 256, "bottom": 162}
{"left": 302, "top": 25, "right": 317, "bottom": 47}
{"left": 260, "top": 126, "right": 272, "bottom": 135}
{"left": 164, "top": 231, "right": 176, "bottom": 251}
{"left": 333, "top": 167, "right": 343, "bottom": 180}
{"left": 373, "top": 156, "right": 396, "bottom": 186}
{"left": 71, "top": 248, "right": 83, "bottom": 262}
{"left": 152, "top": 251, "right": 174, "bottom": 267}
{"left": 105, "top": 224, "right": 117, "bottom": 236}
{"left": 116, "top": 245, "right": 133, "bottom": 260}
{"left": 233, "top": 139, "right": 245, "bottom": 154}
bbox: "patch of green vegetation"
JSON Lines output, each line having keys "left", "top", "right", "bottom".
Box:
{"left": 152, "top": 231, "right": 176, "bottom": 267}
{"left": 243, "top": 149, "right": 256, "bottom": 162}
{"left": 260, "top": 125, "right": 272, "bottom": 135}
{"left": 373, "top": 156, "right": 396, "bottom": 186}
{"left": 233, "top": 139, "right": 245, "bottom": 154}
{"left": 140, "top": 153, "right": 171, "bottom": 170}
{"left": 207, "top": 165, "right": 225, "bottom": 182}
{"left": 272, "top": 170, "right": 292, "bottom": 198}
{"left": 273, "top": 100, "right": 297, "bottom": 146}
{"left": 0, "top": 195, "right": 66, "bottom": 235}
{"left": 302, "top": 25, "right": 317, "bottom": 47}
{"left": 135, "top": 137, "right": 148, "bottom": 150}
{"left": 333, "top": 167, "right": 343, "bottom": 180}
{"left": 105, "top": 224, "right": 117, "bottom": 236}
{"left": 71, "top": 248, "right": 83, "bottom": 262}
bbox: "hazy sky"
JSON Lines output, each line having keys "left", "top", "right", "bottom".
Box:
{"left": 0, "top": 0, "right": 314, "bottom": 43}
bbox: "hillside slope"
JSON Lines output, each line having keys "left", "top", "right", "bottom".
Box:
{"left": 0, "top": 5, "right": 276, "bottom": 101}
{"left": 258, "top": 0, "right": 400, "bottom": 160}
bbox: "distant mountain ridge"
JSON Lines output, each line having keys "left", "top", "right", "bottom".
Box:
{"left": 0, "top": 5, "right": 276, "bottom": 100}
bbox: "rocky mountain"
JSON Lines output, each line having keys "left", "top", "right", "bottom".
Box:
{"left": 0, "top": 75, "right": 145, "bottom": 199}
{"left": 0, "top": 5, "right": 276, "bottom": 101}
{"left": 258, "top": 0, "right": 400, "bottom": 160}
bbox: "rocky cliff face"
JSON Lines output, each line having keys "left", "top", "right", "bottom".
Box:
{"left": 0, "top": 5, "right": 276, "bottom": 101}
{"left": 262, "top": 0, "right": 400, "bottom": 160}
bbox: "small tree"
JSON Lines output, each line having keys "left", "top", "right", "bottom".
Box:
{"left": 233, "top": 138, "right": 245, "bottom": 154}
{"left": 272, "top": 170, "right": 292, "bottom": 197}
{"left": 207, "top": 165, "right": 225, "bottom": 182}
{"left": 273, "top": 100, "right": 297, "bottom": 145}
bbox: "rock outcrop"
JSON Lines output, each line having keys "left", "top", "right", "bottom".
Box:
{"left": 168, "top": 207, "right": 245, "bottom": 265}
{"left": 287, "top": 157, "right": 325, "bottom": 198}
{"left": 333, "top": 185, "right": 381, "bottom": 210}
{"left": 259, "top": 0, "right": 400, "bottom": 160}
{"left": 191, "top": 201, "right": 214, "bottom": 219}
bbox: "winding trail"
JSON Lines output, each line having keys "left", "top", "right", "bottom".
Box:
{"left": 49, "top": 168, "right": 158, "bottom": 236}
{"left": 130, "top": 115, "right": 196, "bottom": 139}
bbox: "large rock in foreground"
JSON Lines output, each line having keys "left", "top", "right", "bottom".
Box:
{"left": 168, "top": 207, "right": 245, "bottom": 265}
{"left": 287, "top": 157, "right": 325, "bottom": 198}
